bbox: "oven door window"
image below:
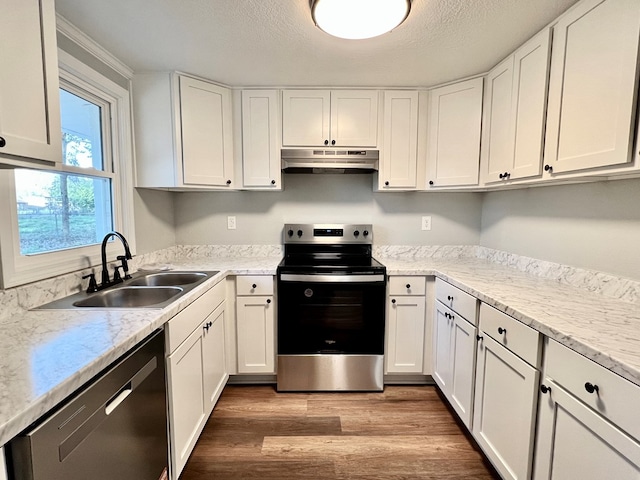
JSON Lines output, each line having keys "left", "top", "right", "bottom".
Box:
{"left": 278, "top": 281, "right": 385, "bottom": 355}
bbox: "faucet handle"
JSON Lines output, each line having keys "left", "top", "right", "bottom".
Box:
{"left": 116, "top": 255, "right": 132, "bottom": 279}
{"left": 82, "top": 273, "right": 98, "bottom": 293}
{"left": 113, "top": 265, "right": 123, "bottom": 283}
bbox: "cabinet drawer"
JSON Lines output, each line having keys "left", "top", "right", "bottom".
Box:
{"left": 236, "top": 275, "right": 274, "bottom": 295}
{"left": 166, "top": 280, "right": 226, "bottom": 353}
{"left": 389, "top": 276, "right": 426, "bottom": 296}
{"left": 479, "top": 303, "right": 541, "bottom": 368}
{"left": 545, "top": 339, "right": 640, "bottom": 442}
{"left": 435, "top": 278, "right": 478, "bottom": 323}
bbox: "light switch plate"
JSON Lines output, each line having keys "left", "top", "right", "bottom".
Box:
{"left": 421, "top": 216, "right": 431, "bottom": 231}
{"left": 227, "top": 216, "right": 236, "bottom": 230}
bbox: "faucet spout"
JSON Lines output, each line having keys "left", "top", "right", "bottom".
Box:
{"left": 100, "top": 231, "right": 133, "bottom": 287}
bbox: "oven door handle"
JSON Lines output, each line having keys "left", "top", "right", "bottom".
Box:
{"left": 279, "top": 274, "right": 386, "bottom": 283}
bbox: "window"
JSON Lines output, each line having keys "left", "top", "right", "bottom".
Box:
{"left": 0, "top": 49, "right": 135, "bottom": 288}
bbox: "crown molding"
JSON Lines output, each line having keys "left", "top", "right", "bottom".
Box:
{"left": 56, "top": 13, "right": 134, "bottom": 80}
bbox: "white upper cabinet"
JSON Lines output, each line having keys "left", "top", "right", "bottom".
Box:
{"left": 133, "top": 72, "right": 234, "bottom": 189}
{"left": 544, "top": 0, "right": 640, "bottom": 174}
{"left": 241, "top": 89, "right": 281, "bottom": 189}
{"left": 482, "top": 28, "right": 551, "bottom": 184}
{"left": 426, "top": 78, "right": 483, "bottom": 187}
{"left": 0, "top": 0, "right": 61, "bottom": 166}
{"left": 282, "top": 89, "right": 378, "bottom": 147}
{"left": 378, "top": 91, "right": 419, "bottom": 190}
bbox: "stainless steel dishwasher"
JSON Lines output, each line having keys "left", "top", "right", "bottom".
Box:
{"left": 8, "top": 329, "right": 169, "bottom": 480}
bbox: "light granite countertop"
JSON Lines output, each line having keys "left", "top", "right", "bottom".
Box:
{"left": 0, "top": 256, "right": 281, "bottom": 447}
{"left": 1, "top": 251, "right": 640, "bottom": 449}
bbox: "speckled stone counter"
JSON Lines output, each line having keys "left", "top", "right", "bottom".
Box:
{"left": 0, "top": 255, "right": 281, "bottom": 447}
{"left": 380, "top": 255, "right": 640, "bottom": 390}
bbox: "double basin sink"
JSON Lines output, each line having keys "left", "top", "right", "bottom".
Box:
{"left": 38, "top": 271, "right": 219, "bottom": 309}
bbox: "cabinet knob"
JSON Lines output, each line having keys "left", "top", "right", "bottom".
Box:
{"left": 405, "top": 284, "right": 411, "bottom": 289}
{"left": 324, "top": 140, "right": 329, "bottom": 145}
{"left": 226, "top": 179, "right": 231, "bottom": 185}
{"left": 331, "top": 140, "right": 336, "bottom": 145}
{"left": 447, "top": 295, "right": 453, "bottom": 301}
{"left": 584, "top": 382, "right": 599, "bottom": 394}
{"left": 266, "top": 298, "right": 271, "bottom": 304}
{"left": 0, "top": 137, "right": 5, "bottom": 148}
{"left": 540, "top": 384, "right": 551, "bottom": 394}
{"left": 384, "top": 181, "right": 390, "bottom": 186}
{"left": 498, "top": 327, "right": 507, "bottom": 335}
{"left": 271, "top": 180, "right": 276, "bottom": 185}
{"left": 429, "top": 180, "right": 434, "bottom": 186}
{"left": 252, "top": 283, "right": 257, "bottom": 289}
{"left": 476, "top": 335, "right": 483, "bottom": 341}
{"left": 391, "top": 298, "right": 396, "bottom": 304}
{"left": 499, "top": 173, "right": 504, "bottom": 179}
{"left": 544, "top": 164, "right": 553, "bottom": 172}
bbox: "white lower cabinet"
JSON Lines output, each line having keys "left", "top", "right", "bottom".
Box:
{"left": 385, "top": 276, "right": 426, "bottom": 373}
{"left": 533, "top": 339, "right": 640, "bottom": 479}
{"left": 235, "top": 276, "right": 275, "bottom": 374}
{"left": 0, "top": 446, "right": 7, "bottom": 480}
{"left": 165, "top": 282, "right": 228, "bottom": 479}
{"left": 433, "top": 301, "right": 477, "bottom": 428}
{"left": 472, "top": 304, "right": 541, "bottom": 480}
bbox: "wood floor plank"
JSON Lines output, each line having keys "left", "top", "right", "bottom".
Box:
{"left": 180, "top": 385, "right": 500, "bottom": 479}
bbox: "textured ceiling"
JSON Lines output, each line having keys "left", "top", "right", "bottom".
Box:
{"left": 54, "top": 0, "right": 580, "bottom": 88}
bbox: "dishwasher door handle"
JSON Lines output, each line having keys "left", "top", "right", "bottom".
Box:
{"left": 105, "top": 384, "right": 132, "bottom": 415}
{"left": 279, "top": 274, "right": 386, "bottom": 283}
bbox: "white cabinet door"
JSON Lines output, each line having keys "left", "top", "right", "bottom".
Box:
{"left": 330, "top": 90, "right": 378, "bottom": 147}
{"left": 0, "top": 446, "right": 7, "bottom": 480}
{"left": 386, "top": 295, "right": 426, "bottom": 373}
{"left": 433, "top": 302, "right": 452, "bottom": 392}
{"left": 167, "top": 326, "right": 206, "bottom": 479}
{"left": 427, "top": 78, "right": 483, "bottom": 187}
{"left": 482, "top": 28, "right": 551, "bottom": 185}
{"left": 282, "top": 90, "right": 330, "bottom": 146}
{"left": 483, "top": 56, "right": 515, "bottom": 183}
{"left": 534, "top": 379, "right": 640, "bottom": 480}
{"left": 449, "top": 315, "right": 477, "bottom": 428}
{"left": 202, "top": 305, "right": 228, "bottom": 413}
{"left": 473, "top": 334, "right": 540, "bottom": 480}
{"left": 241, "top": 89, "right": 281, "bottom": 188}
{"left": 544, "top": 0, "right": 640, "bottom": 173}
{"left": 510, "top": 28, "right": 551, "bottom": 179}
{"left": 0, "top": 0, "right": 61, "bottom": 164}
{"left": 180, "top": 76, "right": 234, "bottom": 187}
{"left": 236, "top": 295, "right": 275, "bottom": 374}
{"left": 379, "top": 90, "right": 419, "bottom": 189}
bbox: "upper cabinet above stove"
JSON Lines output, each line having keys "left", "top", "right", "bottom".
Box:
{"left": 0, "top": 0, "right": 62, "bottom": 169}
{"left": 282, "top": 89, "right": 379, "bottom": 148}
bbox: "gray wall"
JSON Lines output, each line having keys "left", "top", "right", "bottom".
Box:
{"left": 480, "top": 178, "right": 640, "bottom": 280}
{"left": 175, "top": 174, "right": 483, "bottom": 246}
{"left": 134, "top": 189, "right": 176, "bottom": 254}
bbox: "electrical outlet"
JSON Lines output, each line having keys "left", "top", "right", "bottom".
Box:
{"left": 227, "top": 216, "right": 236, "bottom": 230}
{"left": 421, "top": 216, "right": 432, "bottom": 231}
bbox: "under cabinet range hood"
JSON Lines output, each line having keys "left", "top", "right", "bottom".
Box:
{"left": 281, "top": 149, "right": 378, "bottom": 174}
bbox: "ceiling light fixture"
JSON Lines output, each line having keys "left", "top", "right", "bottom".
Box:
{"left": 310, "top": 0, "right": 412, "bottom": 40}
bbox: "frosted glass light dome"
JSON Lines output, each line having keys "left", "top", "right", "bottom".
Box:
{"left": 310, "top": 0, "right": 412, "bottom": 40}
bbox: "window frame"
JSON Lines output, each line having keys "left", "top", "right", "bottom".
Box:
{"left": 0, "top": 49, "right": 136, "bottom": 288}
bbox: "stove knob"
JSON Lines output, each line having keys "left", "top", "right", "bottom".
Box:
{"left": 363, "top": 230, "right": 369, "bottom": 237}
{"left": 354, "top": 230, "right": 360, "bottom": 237}
{"left": 287, "top": 229, "right": 294, "bottom": 237}
{"left": 297, "top": 229, "right": 303, "bottom": 238}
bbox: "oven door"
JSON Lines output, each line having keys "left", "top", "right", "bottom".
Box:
{"left": 277, "top": 273, "right": 386, "bottom": 355}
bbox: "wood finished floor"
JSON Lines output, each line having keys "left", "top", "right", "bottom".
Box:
{"left": 180, "top": 385, "right": 500, "bottom": 480}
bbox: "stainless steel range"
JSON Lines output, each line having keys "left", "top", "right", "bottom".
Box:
{"left": 277, "top": 224, "right": 386, "bottom": 392}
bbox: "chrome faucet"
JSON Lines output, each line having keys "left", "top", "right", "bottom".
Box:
{"left": 98, "top": 231, "right": 133, "bottom": 289}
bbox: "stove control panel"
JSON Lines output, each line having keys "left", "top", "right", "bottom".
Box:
{"left": 284, "top": 224, "right": 373, "bottom": 244}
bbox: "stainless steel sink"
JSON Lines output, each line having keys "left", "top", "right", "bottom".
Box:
{"left": 35, "top": 270, "right": 219, "bottom": 310}
{"left": 72, "top": 286, "right": 183, "bottom": 308}
{"left": 128, "top": 272, "right": 208, "bottom": 287}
